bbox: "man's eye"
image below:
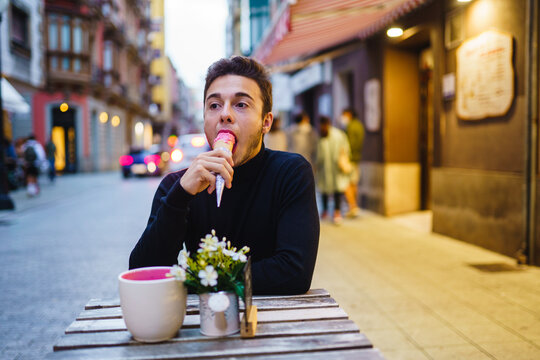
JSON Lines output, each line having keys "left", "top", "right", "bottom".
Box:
{"left": 236, "top": 102, "right": 247, "bottom": 108}
{"left": 209, "top": 103, "right": 219, "bottom": 109}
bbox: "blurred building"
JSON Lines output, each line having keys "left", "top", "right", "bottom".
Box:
{"left": 148, "top": 0, "right": 172, "bottom": 137}
{"left": 1, "top": 0, "right": 42, "bottom": 142}
{"left": 31, "top": 0, "right": 154, "bottom": 173}
{"left": 232, "top": 0, "right": 540, "bottom": 266}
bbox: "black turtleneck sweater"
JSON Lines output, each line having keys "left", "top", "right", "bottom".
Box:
{"left": 129, "top": 145, "right": 320, "bottom": 295}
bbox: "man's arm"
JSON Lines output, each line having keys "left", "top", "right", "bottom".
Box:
{"left": 129, "top": 173, "right": 193, "bottom": 269}
{"left": 251, "top": 157, "right": 320, "bottom": 294}
{"left": 129, "top": 147, "right": 235, "bottom": 269}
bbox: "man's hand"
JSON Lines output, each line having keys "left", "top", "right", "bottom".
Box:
{"left": 179, "top": 148, "right": 234, "bottom": 195}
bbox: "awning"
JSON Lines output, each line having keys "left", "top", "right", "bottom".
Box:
{"left": 1, "top": 77, "right": 31, "bottom": 113}
{"left": 253, "top": 0, "right": 430, "bottom": 65}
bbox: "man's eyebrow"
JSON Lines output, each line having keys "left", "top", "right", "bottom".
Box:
{"left": 206, "top": 92, "right": 255, "bottom": 102}
{"left": 235, "top": 92, "right": 254, "bottom": 101}
{"left": 206, "top": 93, "right": 221, "bottom": 102}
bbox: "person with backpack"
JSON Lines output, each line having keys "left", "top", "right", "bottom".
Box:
{"left": 23, "top": 135, "right": 46, "bottom": 196}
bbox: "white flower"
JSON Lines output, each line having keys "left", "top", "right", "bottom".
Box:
{"left": 198, "top": 265, "right": 218, "bottom": 287}
{"left": 177, "top": 244, "right": 190, "bottom": 269}
{"left": 169, "top": 265, "right": 186, "bottom": 281}
{"left": 200, "top": 231, "right": 219, "bottom": 252}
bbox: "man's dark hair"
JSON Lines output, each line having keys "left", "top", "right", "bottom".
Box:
{"left": 294, "top": 111, "right": 308, "bottom": 124}
{"left": 319, "top": 116, "right": 331, "bottom": 125}
{"left": 204, "top": 56, "right": 273, "bottom": 117}
{"left": 343, "top": 107, "right": 357, "bottom": 118}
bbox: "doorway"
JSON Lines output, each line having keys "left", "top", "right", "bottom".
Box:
{"left": 51, "top": 107, "right": 77, "bottom": 173}
{"left": 419, "top": 47, "right": 434, "bottom": 210}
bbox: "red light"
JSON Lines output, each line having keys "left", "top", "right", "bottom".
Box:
{"left": 144, "top": 154, "right": 161, "bottom": 165}
{"left": 119, "top": 155, "right": 133, "bottom": 166}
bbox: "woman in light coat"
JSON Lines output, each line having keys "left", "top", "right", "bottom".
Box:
{"left": 316, "top": 116, "right": 351, "bottom": 224}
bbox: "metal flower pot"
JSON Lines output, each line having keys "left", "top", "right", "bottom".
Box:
{"left": 198, "top": 291, "right": 240, "bottom": 337}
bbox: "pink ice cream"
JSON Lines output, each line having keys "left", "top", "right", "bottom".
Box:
{"left": 213, "top": 131, "right": 236, "bottom": 207}
{"left": 213, "top": 131, "right": 235, "bottom": 153}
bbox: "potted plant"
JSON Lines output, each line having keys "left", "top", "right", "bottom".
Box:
{"left": 168, "top": 230, "right": 250, "bottom": 336}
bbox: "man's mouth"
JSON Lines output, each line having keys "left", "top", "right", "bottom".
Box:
{"left": 216, "top": 130, "right": 238, "bottom": 153}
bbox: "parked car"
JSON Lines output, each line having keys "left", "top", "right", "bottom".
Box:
{"left": 167, "top": 133, "right": 210, "bottom": 173}
{"left": 119, "top": 146, "right": 167, "bottom": 178}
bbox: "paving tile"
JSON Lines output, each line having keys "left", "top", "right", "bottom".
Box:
{"left": 365, "top": 328, "right": 421, "bottom": 353}
{"left": 423, "top": 344, "right": 492, "bottom": 359}
{"left": 405, "top": 325, "right": 469, "bottom": 348}
{"left": 381, "top": 349, "right": 432, "bottom": 360}
{"left": 478, "top": 341, "right": 540, "bottom": 360}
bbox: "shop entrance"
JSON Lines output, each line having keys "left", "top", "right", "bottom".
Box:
{"left": 51, "top": 107, "right": 77, "bottom": 173}
{"left": 386, "top": 29, "right": 434, "bottom": 217}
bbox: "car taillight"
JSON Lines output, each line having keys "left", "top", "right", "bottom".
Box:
{"left": 119, "top": 155, "right": 133, "bottom": 166}
{"left": 144, "top": 154, "right": 161, "bottom": 165}
{"left": 171, "top": 149, "right": 183, "bottom": 162}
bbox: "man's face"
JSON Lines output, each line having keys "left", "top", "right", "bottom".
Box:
{"left": 204, "top": 75, "right": 273, "bottom": 167}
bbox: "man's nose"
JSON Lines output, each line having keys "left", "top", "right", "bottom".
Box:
{"left": 220, "top": 103, "right": 234, "bottom": 123}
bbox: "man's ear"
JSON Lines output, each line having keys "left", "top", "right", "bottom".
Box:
{"left": 262, "top": 112, "right": 274, "bottom": 135}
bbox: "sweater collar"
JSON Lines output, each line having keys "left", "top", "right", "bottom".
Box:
{"left": 234, "top": 143, "right": 267, "bottom": 182}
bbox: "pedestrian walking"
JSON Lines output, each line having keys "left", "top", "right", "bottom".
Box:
{"left": 264, "top": 116, "right": 287, "bottom": 151}
{"left": 23, "top": 135, "right": 46, "bottom": 197}
{"left": 287, "top": 111, "right": 317, "bottom": 170}
{"left": 45, "top": 137, "right": 57, "bottom": 182}
{"left": 316, "top": 116, "right": 352, "bottom": 225}
{"left": 340, "top": 108, "right": 364, "bottom": 218}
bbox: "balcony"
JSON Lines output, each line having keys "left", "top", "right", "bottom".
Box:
{"left": 47, "top": 51, "right": 91, "bottom": 86}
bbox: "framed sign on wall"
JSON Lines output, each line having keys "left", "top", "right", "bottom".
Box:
{"left": 456, "top": 30, "right": 514, "bottom": 120}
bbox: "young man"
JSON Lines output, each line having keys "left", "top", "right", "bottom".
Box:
{"left": 340, "top": 108, "right": 364, "bottom": 218}
{"left": 129, "top": 57, "right": 320, "bottom": 295}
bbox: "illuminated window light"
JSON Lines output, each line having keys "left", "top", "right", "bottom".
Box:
{"left": 111, "top": 115, "right": 120, "bottom": 127}
{"left": 387, "top": 27, "right": 403, "bottom": 38}
{"left": 457, "top": 0, "right": 472, "bottom": 2}
{"left": 99, "top": 112, "right": 109, "bottom": 123}
{"left": 60, "top": 102, "right": 69, "bottom": 112}
{"left": 135, "top": 122, "right": 144, "bottom": 136}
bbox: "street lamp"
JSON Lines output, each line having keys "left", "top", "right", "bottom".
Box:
{"left": 0, "top": 0, "right": 14, "bottom": 210}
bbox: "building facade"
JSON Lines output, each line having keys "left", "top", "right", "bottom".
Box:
{"left": 234, "top": 0, "right": 540, "bottom": 265}
{"left": 32, "top": 0, "right": 153, "bottom": 173}
{"left": 1, "top": 0, "right": 43, "bottom": 142}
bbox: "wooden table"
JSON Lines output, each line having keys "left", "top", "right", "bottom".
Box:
{"left": 47, "top": 289, "right": 385, "bottom": 359}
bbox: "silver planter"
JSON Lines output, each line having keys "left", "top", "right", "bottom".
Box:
{"left": 198, "top": 291, "right": 240, "bottom": 337}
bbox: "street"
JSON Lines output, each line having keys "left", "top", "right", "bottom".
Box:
{"left": 1, "top": 172, "right": 540, "bottom": 359}
{"left": 0, "top": 172, "right": 157, "bottom": 359}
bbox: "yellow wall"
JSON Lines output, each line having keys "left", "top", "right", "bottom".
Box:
{"left": 149, "top": 0, "right": 171, "bottom": 123}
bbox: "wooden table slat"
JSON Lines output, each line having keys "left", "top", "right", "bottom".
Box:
{"left": 84, "top": 288, "right": 330, "bottom": 310}
{"left": 47, "top": 332, "right": 371, "bottom": 360}
{"left": 66, "top": 307, "right": 350, "bottom": 334}
{"left": 54, "top": 319, "right": 361, "bottom": 351}
{"left": 77, "top": 296, "right": 338, "bottom": 321}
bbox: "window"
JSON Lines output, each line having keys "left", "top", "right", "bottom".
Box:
{"left": 10, "top": 4, "right": 30, "bottom": 57}
{"left": 46, "top": 13, "right": 90, "bottom": 76}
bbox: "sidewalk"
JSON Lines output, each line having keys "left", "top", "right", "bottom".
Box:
{"left": 312, "top": 211, "right": 540, "bottom": 359}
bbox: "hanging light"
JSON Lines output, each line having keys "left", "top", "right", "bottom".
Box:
{"left": 111, "top": 115, "right": 120, "bottom": 127}
{"left": 387, "top": 27, "right": 404, "bottom": 38}
{"left": 60, "top": 102, "right": 69, "bottom": 112}
{"left": 99, "top": 112, "right": 109, "bottom": 123}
